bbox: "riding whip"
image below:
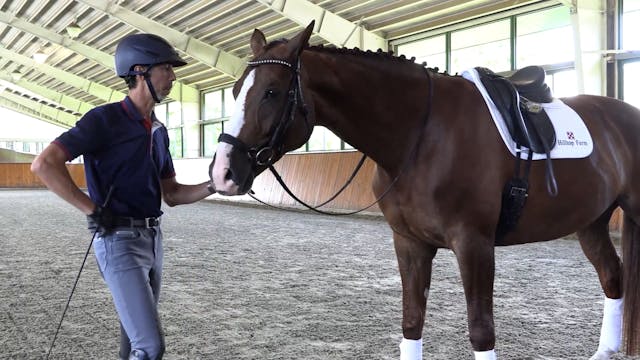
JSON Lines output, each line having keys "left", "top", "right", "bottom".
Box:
{"left": 45, "top": 185, "right": 114, "bottom": 359}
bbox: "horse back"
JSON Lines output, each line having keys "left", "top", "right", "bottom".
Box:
{"left": 377, "top": 87, "right": 640, "bottom": 248}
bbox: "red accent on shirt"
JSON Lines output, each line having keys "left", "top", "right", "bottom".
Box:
{"left": 143, "top": 117, "right": 152, "bottom": 132}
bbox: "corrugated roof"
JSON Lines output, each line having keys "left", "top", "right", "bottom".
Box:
{"left": 0, "top": 0, "right": 554, "bottom": 127}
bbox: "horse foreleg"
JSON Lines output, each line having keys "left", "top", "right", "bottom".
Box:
{"left": 452, "top": 234, "right": 497, "bottom": 360}
{"left": 576, "top": 209, "right": 623, "bottom": 359}
{"left": 393, "top": 232, "right": 437, "bottom": 360}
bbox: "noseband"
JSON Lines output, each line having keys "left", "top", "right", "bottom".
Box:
{"left": 217, "top": 57, "right": 310, "bottom": 168}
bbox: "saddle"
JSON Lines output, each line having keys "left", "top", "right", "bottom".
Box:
{"left": 475, "top": 66, "right": 558, "bottom": 244}
{"left": 477, "top": 66, "right": 555, "bottom": 154}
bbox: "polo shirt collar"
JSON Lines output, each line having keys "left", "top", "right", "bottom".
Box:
{"left": 121, "top": 96, "right": 159, "bottom": 123}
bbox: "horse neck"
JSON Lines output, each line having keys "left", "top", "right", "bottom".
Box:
{"left": 302, "top": 49, "right": 431, "bottom": 173}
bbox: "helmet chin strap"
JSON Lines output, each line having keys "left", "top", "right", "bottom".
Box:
{"left": 130, "top": 65, "right": 161, "bottom": 103}
{"left": 144, "top": 76, "right": 161, "bottom": 103}
{"left": 142, "top": 65, "right": 161, "bottom": 103}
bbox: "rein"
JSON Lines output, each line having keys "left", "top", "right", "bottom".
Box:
{"left": 220, "top": 55, "right": 434, "bottom": 215}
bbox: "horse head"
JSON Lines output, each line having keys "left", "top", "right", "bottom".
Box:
{"left": 209, "top": 22, "right": 316, "bottom": 195}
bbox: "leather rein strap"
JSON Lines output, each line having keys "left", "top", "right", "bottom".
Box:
{"left": 225, "top": 57, "right": 434, "bottom": 216}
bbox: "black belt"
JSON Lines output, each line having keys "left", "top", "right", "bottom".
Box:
{"left": 112, "top": 216, "right": 161, "bottom": 228}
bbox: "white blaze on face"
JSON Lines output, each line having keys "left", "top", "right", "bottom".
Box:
{"left": 211, "top": 70, "right": 256, "bottom": 194}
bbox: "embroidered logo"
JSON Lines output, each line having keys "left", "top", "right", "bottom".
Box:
{"left": 558, "top": 130, "right": 588, "bottom": 147}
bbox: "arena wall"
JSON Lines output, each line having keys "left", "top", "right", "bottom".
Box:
{"left": 0, "top": 151, "right": 623, "bottom": 232}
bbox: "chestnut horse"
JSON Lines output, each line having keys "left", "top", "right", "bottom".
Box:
{"left": 210, "top": 22, "right": 640, "bottom": 359}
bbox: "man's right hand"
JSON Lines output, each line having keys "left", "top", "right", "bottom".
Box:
{"left": 87, "top": 205, "right": 115, "bottom": 232}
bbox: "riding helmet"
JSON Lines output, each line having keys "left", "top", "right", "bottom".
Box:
{"left": 114, "top": 33, "right": 187, "bottom": 77}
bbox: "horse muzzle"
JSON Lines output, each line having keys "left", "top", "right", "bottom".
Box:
{"left": 210, "top": 145, "right": 256, "bottom": 195}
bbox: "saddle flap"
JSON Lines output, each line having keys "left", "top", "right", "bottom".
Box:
{"left": 521, "top": 103, "right": 556, "bottom": 154}
{"left": 476, "top": 67, "right": 556, "bottom": 154}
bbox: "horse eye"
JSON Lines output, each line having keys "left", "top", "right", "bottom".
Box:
{"left": 264, "top": 89, "right": 277, "bottom": 99}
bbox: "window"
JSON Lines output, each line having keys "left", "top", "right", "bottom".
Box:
{"left": 548, "top": 69, "right": 578, "bottom": 98}
{"left": 622, "top": 0, "right": 640, "bottom": 50}
{"left": 203, "top": 122, "right": 223, "bottom": 157}
{"left": 202, "top": 87, "right": 235, "bottom": 157}
{"left": 307, "top": 126, "right": 343, "bottom": 152}
{"left": 395, "top": 5, "right": 574, "bottom": 76}
{"left": 619, "top": 1, "right": 640, "bottom": 107}
{"left": 516, "top": 7, "right": 573, "bottom": 68}
{"left": 154, "top": 101, "right": 183, "bottom": 158}
{"left": 396, "top": 34, "right": 447, "bottom": 71}
{"left": 621, "top": 60, "right": 640, "bottom": 108}
{"left": 204, "top": 90, "right": 223, "bottom": 120}
{"left": 451, "top": 20, "right": 511, "bottom": 74}
{"left": 155, "top": 103, "right": 167, "bottom": 124}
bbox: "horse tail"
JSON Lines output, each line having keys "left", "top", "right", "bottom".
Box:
{"left": 622, "top": 213, "right": 640, "bottom": 355}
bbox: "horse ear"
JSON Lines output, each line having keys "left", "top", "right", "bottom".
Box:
{"left": 250, "top": 29, "right": 267, "bottom": 56}
{"left": 287, "top": 20, "right": 315, "bottom": 56}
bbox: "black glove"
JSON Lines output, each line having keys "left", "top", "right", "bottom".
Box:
{"left": 87, "top": 205, "right": 115, "bottom": 232}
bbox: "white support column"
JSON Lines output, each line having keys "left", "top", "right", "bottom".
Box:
{"left": 568, "top": 0, "right": 606, "bottom": 95}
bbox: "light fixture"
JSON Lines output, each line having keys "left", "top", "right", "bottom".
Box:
{"left": 66, "top": 21, "right": 82, "bottom": 39}
{"left": 32, "top": 50, "right": 48, "bottom": 64}
{"left": 10, "top": 71, "right": 22, "bottom": 81}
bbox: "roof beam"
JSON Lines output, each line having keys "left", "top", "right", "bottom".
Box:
{"left": 0, "top": 91, "right": 77, "bottom": 128}
{"left": 0, "top": 10, "right": 195, "bottom": 103}
{"left": 77, "top": 0, "right": 247, "bottom": 78}
{"left": 0, "top": 46, "right": 125, "bottom": 103}
{"left": 0, "top": 72, "right": 94, "bottom": 115}
{"left": 256, "top": 0, "right": 387, "bottom": 50}
{"left": 388, "top": 0, "right": 549, "bottom": 38}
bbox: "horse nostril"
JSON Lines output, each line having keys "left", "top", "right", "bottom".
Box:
{"left": 225, "top": 168, "right": 234, "bottom": 181}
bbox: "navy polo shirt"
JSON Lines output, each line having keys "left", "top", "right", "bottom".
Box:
{"left": 54, "top": 96, "right": 175, "bottom": 218}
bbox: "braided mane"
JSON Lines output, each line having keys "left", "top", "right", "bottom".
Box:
{"left": 306, "top": 44, "right": 445, "bottom": 74}
{"left": 260, "top": 38, "right": 447, "bottom": 74}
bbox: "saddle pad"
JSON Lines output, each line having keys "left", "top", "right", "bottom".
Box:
{"left": 462, "top": 68, "right": 593, "bottom": 160}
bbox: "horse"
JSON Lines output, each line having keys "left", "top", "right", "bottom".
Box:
{"left": 209, "top": 21, "right": 640, "bottom": 360}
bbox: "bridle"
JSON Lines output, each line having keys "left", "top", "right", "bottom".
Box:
{"left": 217, "top": 57, "right": 311, "bottom": 168}
{"left": 215, "top": 52, "right": 434, "bottom": 215}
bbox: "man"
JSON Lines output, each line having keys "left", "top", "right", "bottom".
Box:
{"left": 31, "top": 33, "right": 215, "bottom": 360}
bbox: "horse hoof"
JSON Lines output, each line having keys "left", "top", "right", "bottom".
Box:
{"left": 588, "top": 350, "right": 615, "bottom": 360}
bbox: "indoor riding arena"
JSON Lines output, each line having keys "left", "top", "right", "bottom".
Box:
{"left": 2, "top": 1, "right": 640, "bottom": 360}
{"left": 0, "top": 156, "right": 634, "bottom": 359}
{"left": 0, "top": 188, "right": 634, "bottom": 360}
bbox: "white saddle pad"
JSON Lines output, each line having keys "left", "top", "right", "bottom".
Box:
{"left": 461, "top": 68, "right": 593, "bottom": 160}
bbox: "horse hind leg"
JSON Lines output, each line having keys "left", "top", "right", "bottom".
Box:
{"left": 576, "top": 205, "right": 623, "bottom": 359}
{"left": 621, "top": 208, "right": 640, "bottom": 356}
{"left": 393, "top": 232, "right": 437, "bottom": 360}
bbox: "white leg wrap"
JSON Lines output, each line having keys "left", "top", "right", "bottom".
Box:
{"left": 593, "top": 296, "right": 623, "bottom": 358}
{"left": 399, "top": 338, "right": 422, "bottom": 360}
{"left": 474, "top": 349, "right": 497, "bottom": 360}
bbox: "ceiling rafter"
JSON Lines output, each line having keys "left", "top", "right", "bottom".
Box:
{"left": 255, "top": 0, "right": 387, "bottom": 50}
{"left": 0, "top": 9, "right": 196, "bottom": 103}
{"left": 0, "top": 90, "right": 77, "bottom": 128}
{"left": 0, "top": 45, "right": 125, "bottom": 103}
{"left": 0, "top": 0, "right": 570, "bottom": 133}
{"left": 0, "top": 71, "right": 93, "bottom": 115}
{"left": 76, "top": 0, "right": 247, "bottom": 78}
